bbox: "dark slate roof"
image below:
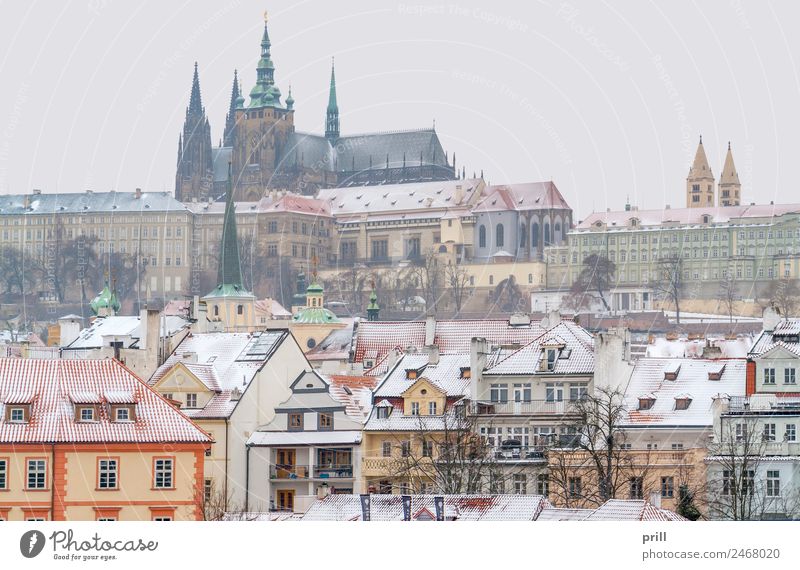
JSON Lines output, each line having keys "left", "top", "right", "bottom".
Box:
{"left": 212, "top": 146, "right": 233, "bottom": 184}
{"left": 337, "top": 129, "right": 447, "bottom": 171}
{"left": 278, "top": 132, "right": 335, "bottom": 171}
{"left": 0, "top": 191, "right": 188, "bottom": 215}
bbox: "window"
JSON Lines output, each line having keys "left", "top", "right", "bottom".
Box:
{"left": 376, "top": 407, "right": 390, "bottom": 420}
{"left": 9, "top": 407, "right": 25, "bottom": 423}
{"left": 288, "top": 413, "right": 303, "bottom": 431}
{"left": 543, "top": 348, "right": 558, "bottom": 371}
{"left": 569, "top": 383, "right": 588, "bottom": 401}
{"left": 496, "top": 224, "right": 504, "bottom": 248}
{"left": 410, "top": 402, "right": 420, "bottom": 416}
{"left": 401, "top": 441, "right": 411, "bottom": 457}
{"left": 478, "top": 225, "right": 486, "bottom": 248}
{"left": 153, "top": 458, "right": 174, "bottom": 489}
{"left": 319, "top": 413, "right": 333, "bottom": 430}
{"left": 513, "top": 383, "right": 532, "bottom": 403}
{"left": 722, "top": 470, "right": 733, "bottom": 496}
{"left": 545, "top": 383, "right": 564, "bottom": 403}
{"left": 661, "top": 476, "right": 674, "bottom": 498}
{"left": 671, "top": 443, "right": 684, "bottom": 450}
{"left": 153, "top": 516, "right": 172, "bottom": 521}
{"left": 428, "top": 401, "right": 437, "bottom": 415}
{"left": 735, "top": 423, "right": 747, "bottom": 442}
{"left": 568, "top": 476, "right": 582, "bottom": 498}
{"left": 237, "top": 305, "right": 243, "bottom": 315}
{"left": 185, "top": 393, "right": 197, "bottom": 408}
{"left": 204, "top": 478, "right": 213, "bottom": 502}
{"left": 422, "top": 440, "right": 434, "bottom": 458}
{"left": 536, "top": 474, "right": 549, "bottom": 497}
{"left": 629, "top": 476, "right": 643, "bottom": 500}
{"left": 763, "top": 423, "right": 776, "bottom": 442}
{"left": 382, "top": 441, "right": 392, "bottom": 457}
{"left": 786, "top": 424, "right": 797, "bottom": 442}
{"left": 766, "top": 470, "right": 781, "bottom": 497}
{"left": 27, "top": 459, "right": 46, "bottom": 489}
{"left": 489, "top": 384, "right": 508, "bottom": 403}
{"left": 742, "top": 470, "right": 755, "bottom": 496}
{"left": 115, "top": 407, "right": 130, "bottom": 422}
{"left": 98, "top": 459, "right": 118, "bottom": 490}
{"left": 785, "top": 368, "right": 797, "bottom": 385}
{"left": 513, "top": 474, "right": 527, "bottom": 495}
{"left": 371, "top": 239, "right": 388, "bottom": 261}
{"left": 0, "top": 459, "right": 6, "bottom": 489}
{"left": 764, "top": 368, "right": 776, "bottom": 385}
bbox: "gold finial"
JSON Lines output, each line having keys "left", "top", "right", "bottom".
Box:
{"left": 263, "top": 10, "right": 269, "bottom": 22}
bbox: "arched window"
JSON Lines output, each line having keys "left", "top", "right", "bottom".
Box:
{"left": 479, "top": 225, "right": 486, "bottom": 248}
{"left": 531, "top": 223, "right": 539, "bottom": 248}
{"left": 237, "top": 305, "right": 243, "bottom": 315}
{"left": 544, "top": 223, "right": 551, "bottom": 245}
{"left": 496, "top": 223, "right": 504, "bottom": 248}
{"left": 554, "top": 222, "right": 562, "bottom": 243}
{"left": 519, "top": 224, "right": 527, "bottom": 248}
{"left": 213, "top": 305, "right": 219, "bottom": 317}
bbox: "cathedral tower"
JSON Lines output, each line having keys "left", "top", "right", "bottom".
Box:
{"left": 686, "top": 136, "right": 715, "bottom": 208}
{"left": 718, "top": 142, "right": 741, "bottom": 207}
{"left": 230, "top": 12, "right": 295, "bottom": 201}
{"left": 175, "top": 63, "right": 214, "bottom": 202}
{"left": 325, "top": 58, "right": 340, "bottom": 142}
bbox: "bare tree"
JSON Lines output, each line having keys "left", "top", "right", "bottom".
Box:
{"left": 491, "top": 275, "right": 525, "bottom": 313}
{"left": 444, "top": 261, "right": 472, "bottom": 314}
{"left": 570, "top": 254, "right": 616, "bottom": 312}
{"left": 409, "top": 249, "right": 443, "bottom": 314}
{"left": 764, "top": 277, "right": 800, "bottom": 318}
{"left": 0, "top": 245, "right": 42, "bottom": 296}
{"left": 547, "top": 386, "right": 651, "bottom": 508}
{"left": 718, "top": 271, "right": 739, "bottom": 325}
{"left": 653, "top": 255, "right": 685, "bottom": 324}
{"left": 194, "top": 478, "right": 260, "bottom": 521}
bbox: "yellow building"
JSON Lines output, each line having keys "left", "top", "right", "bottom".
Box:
{"left": 0, "top": 359, "right": 210, "bottom": 521}
{"left": 290, "top": 279, "right": 348, "bottom": 352}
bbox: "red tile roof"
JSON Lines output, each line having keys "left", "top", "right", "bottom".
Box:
{"left": 0, "top": 358, "right": 210, "bottom": 444}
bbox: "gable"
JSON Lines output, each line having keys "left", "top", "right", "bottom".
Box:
{"left": 289, "top": 370, "right": 329, "bottom": 393}
{"left": 756, "top": 344, "right": 800, "bottom": 362}
{"left": 400, "top": 377, "right": 446, "bottom": 399}
{"left": 154, "top": 362, "right": 214, "bottom": 393}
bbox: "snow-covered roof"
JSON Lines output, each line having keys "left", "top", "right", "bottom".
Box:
{"left": 750, "top": 319, "right": 800, "bottom": 358}
{"left": 622, "top": 358, "right": 747, "bottom": 427}
{"left": 583, "top": 499, "right": 686, "bottom": 521}
{"left": 306, "top": 325, "right": 355, "bottom": 362}
{"left": 374, "top": 353, "right": 471, "bottom": 399}
{"left": 645, "top": 336, "right": 753, "bottom": 359}
{"left": 247, "top": 430, "right": 362, "bottom": 446}
{"left": 149, "top": 330, "right": 289, "bottom": 419}
{"left": 65, "top": 315, "right": 190, "bottom": 350}
{"left": 484, "top": 321, "right": 594, "bottom": 376}
{"left": 302, "top": 494, "right": 548, "bottom": 521}
{"left": 0, "top": 358, "right": 210, "bottom": 443}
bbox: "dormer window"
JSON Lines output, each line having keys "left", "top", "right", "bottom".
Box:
{"left": 377, "top": 407, "right": 390, "bottom": 419}
{"left": 638, "top": 397, "right": 655, "bottom": 411}
{"left": 113, "top": 406, "right": 133, "bottom": 422}
{"left": 664, "top": 363, "right": 681, "bottom": 381}
{"left": 8, "top": 406, "right": 27, "bottom": 423}
{"left": 459, "top": 367, "right": 471, "bottom": 379}
{"left": 79, "top": 407, "right": 96, "bottom": 422}
{"left": 708, "top": 364, "right": 726, "bottom": 381}
{"left": 675, "top": 396, "right": 692, "bottom": 410}
{"left": 540, "top": 348, "right": 559, "bottom": 372}
{"left": 406, "top": 369, "right": 419, "bottom": 380}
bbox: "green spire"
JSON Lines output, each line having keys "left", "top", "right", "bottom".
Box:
{"left": 325, "top": 57, "right": 339, "bottom": 141}
{"left": 216, "top": 163, "right": 243, "bottom": 288}
{"left": 249, "top": 14, "right": 282, "bottom": 109}
{"left": 90, "top": 280, "right": 118, "bottom": 316}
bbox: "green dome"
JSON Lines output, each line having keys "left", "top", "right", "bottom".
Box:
{"left": 90, "top": 281, "right": 120, "bottom": 315}
{"left": 292, "top": 307, "right": 340, "bottom": 324}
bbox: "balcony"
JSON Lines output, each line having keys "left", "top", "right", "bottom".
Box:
{"left": 472, "top": 400, "right": 573, "bottom": 416}
{"left": 269, "top": 464, "right": 354, "bottom": 480}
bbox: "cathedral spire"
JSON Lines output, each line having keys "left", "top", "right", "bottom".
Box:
{"left": 718, "top": 142, "right": 741, "bottom": 207}
{"left": 224, "top": 70, "right": 240, "bottom": 147}
{"left": 325, "top": 57, "right": 340, "bottom": 141}
{"left": 216, "top": 162, "right": 244, "bottom": 289}
{"left": 686, "top": 135, "right": 715, "bottom": 208}
{"left": 249, "top": 12, "right": 282, "bottom": 108}
{"left": 188, "top": 62, "right": 203, "bottom": 116}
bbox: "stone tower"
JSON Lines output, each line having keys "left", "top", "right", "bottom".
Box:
{"left": 718, "top": 142, "right": 741, "bottom": 207}
{"left": 223, "top": 70, "right": 241, "bottom": 147}
{"left": 175, "top": 63, "right": 214, "bottom": 202}
{"left": 686, "top": 136, "right": 715, "bottom": 208}
{"left": 230, "top": 13, "right": 295, "bottom": 201}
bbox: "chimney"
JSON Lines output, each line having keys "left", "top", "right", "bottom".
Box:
{"left": 134, "top": 187, "right": 142, "bottom": 199}
{"left": 58, "top": 316, "right": 82, "bottom": 347}
{"left": 509, "top": 313, "right": 531, "bottom": 326}
{"left": 763, "top": 306, "right": 782, "bottom": 332}
{"left": 424, "top": 314, "right": 436, "bottom": 347}
{"left": 32, "top": 188, "right": 42, "bottom": 195}
{"left": 470, "top": 337, "right": 489, "bottom": 405}
{"left": 593, "top": 328, "right": 633, "bottom": 391}
{"left": 547, "top": 309, "right": 562, "bottom": 328}
{"left": 454, "top": 185, "right": 464, "bottom": 205}
{"left": 702, "top": 339, "right": 722, "bottom": 359}
{"left": 426, "top": 344, "right": 440, "bottom": 365}
{"left": 648, "top": 490, "right": 661, "bottom": 509}
{"left": 140, "top": 307, "right": 160, "bottom": 355}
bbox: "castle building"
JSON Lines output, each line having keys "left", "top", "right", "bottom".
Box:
{"left": 175, "top": 15, "right": 456, "bottom": 203}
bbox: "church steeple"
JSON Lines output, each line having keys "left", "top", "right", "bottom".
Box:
{"left": 216, "top": 163, "right": 244, "bottom": 290}
{"left": 224, "top": 69, "right": 240, "bottom": 147}
{"left": 325, "top": 58, "right": 340, "bottom": 141}
{"left": 686, "top": 135, "right": 715, "bottom": 208}
{"left": 175, "top": 62, "right": 213, "bottom": 202}
{"left": 718, "top": 142, "right": 741, "bottom": 207}
{"left": 249, "top": 12, "right": 282, "bottom": 109}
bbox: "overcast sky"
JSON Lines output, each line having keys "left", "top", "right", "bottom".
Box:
{"left": 0, "top": 1, "right": 797, "bottom": 219}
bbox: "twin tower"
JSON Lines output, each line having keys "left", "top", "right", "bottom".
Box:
{"left": 685, "top": 137, "right": 741, "bottom": 208}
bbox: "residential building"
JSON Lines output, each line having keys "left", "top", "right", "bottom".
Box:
{"left": 148, "top": 329, "right": 310, "bottom": 512}
{"left": 247, "top": 371, "right": 374, "bottom": 513}
{"left": 0, "top": 358, "right": 210, "bottom": 521}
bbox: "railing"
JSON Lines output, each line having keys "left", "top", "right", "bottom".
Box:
{"left": 472, "top": 400, "right": 573, "bottom": 415}
{"left": 269, "top": 464, "right": 354, "bottom": 480}
{"left": 492, "top": 446, "right": 548, "bottom": 462}
{"left": 728, "top": 395, "right": 800, "bottom": 412}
